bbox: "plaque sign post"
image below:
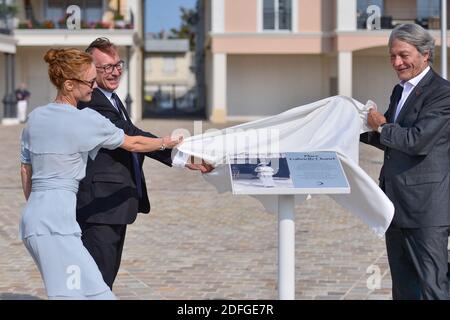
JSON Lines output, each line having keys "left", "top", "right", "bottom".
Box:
{"left": 229, "top": 151, "right": 350, "bottom": 300}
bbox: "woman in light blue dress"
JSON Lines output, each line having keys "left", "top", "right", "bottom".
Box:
{"left": 19, "top": 48, "right": 181, "bottom": 299}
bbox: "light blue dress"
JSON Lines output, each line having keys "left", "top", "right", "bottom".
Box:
{"left": 19, "top": 103, "right": 125, "bottom": 299}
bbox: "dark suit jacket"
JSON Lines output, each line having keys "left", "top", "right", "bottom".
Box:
{"left": 361, "top": 68, "right": 450, "bottom": 228}
{"left": 76, "top": 89, "right": 173, "bottom": 225}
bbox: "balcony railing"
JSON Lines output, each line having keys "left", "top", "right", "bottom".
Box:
{"left": 18, "top": 0, "right": 134, "bottom": 30}
{"left": 357, "top": 2, "right": 445, "bottom": 31}
{"left": 15, "top": 19, "right": 133, "bottom": 30}
{"left": 358, "top": 14, "right": 446, "bottom": 30}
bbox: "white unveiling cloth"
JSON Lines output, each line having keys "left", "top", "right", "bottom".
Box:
{"left": 175, "top": 95, "right": 394, "bottom": 237}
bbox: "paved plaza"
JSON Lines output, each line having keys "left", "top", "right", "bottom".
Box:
{"left": 0, "top": 119, "right": 393, "bottom": 300}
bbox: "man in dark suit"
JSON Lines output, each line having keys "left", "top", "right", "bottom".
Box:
{"left": 361, "top": 24, "right": 450, "bottom": 299}
{"left": 76, "top": 37, "right": 211, "bottom": 289}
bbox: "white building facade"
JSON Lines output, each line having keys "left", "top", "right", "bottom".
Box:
{"left": 0, "top": 0, "right": 143, "bottom": 122}
{"left": 204, "top": 0, "right": 450, "bottom": 123}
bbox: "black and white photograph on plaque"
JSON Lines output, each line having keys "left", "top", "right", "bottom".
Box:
{"left": 228, "top": 152, "right": 350, "bottom": 195}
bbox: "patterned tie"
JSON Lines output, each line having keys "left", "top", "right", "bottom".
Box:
{"left": 111, "top": 93, "right": 143, "bottom": 198}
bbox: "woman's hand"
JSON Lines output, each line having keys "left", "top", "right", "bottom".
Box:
{"left": 161, "top": 135, "right": 183, "bottom": 149}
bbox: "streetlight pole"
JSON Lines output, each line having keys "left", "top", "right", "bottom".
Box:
{"left": 1, "top": 0, "right": 18, "bottom": 125}
{"left": 441, "top": 0, "right": 447, "bottom": 80}
{"left": 124, "top": 45, "right": 133, "bottom": 116}
{"left": 2, "top": 52, "right": 17, "bottom": 123}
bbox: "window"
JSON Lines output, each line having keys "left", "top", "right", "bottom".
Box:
{"left": 263, "top": 0, "right": 292, "bottom": 31}
{"left": 357, "top": 0, "right": 384, "bottom": 29}
{"left": 145, "top": 57, "right": 152, "bottom": 74}
{"left": 417, "top": 0, "right": 440, "bottom": 20}
{"left": 45, "top": 0, "right": 103, "bottom": 24}
{"left": 46, "top": 0, "right": 67, "bottom": 22}
{"left": 85, "top": 0, "right": 103, "bottom": 23}
{"left": 162, "top": 57, "right": 177, "bottom": 75}
{"left": 357, "top": 0, "right": 384, "bottom": 15}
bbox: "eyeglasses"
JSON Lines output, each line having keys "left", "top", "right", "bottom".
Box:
{"left": 95, "top": 60, "right": 125, "bottom": 74}
{"left": 69, "top": 78, "right": 96, "bottom": 89}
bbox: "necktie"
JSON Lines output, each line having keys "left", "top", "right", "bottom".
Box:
{"left": 111, "top": 93, "right": 143, "bottom": 198}
{"left": 392, "top": 84, "right": 404, "bottom": 122}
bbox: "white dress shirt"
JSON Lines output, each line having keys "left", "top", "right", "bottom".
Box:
{"left": 172, "top": 151, "right": 190, "bottom": 167}
{"left": 97, "top": 87, "right": 126, "bottom": 120}
{"left": 394, "top": 66, "right": 430, "bottom": 121}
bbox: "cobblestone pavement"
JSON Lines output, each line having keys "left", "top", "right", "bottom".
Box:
{"left": 0, "top": 119, "right": 393, "bottom": 300}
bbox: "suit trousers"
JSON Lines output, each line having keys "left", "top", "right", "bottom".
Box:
{"left": 385, "top": 226, "right": 450, "bottom": 300}
{"left": 79, "top": 222, "right": 127, "bottom": 290}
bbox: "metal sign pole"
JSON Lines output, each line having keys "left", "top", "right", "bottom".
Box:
{"left": 441, "top": 0, "right": 447, "bottom": 79}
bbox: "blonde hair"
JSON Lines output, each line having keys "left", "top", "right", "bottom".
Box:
{"left": 43, "top": 48, "right": 93, "bottom": 89}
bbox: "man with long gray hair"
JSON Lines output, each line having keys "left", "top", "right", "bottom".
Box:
{"left": 361, "top": 24, "right": 450, "bottom": 299}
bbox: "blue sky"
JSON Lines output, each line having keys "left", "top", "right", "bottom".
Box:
{"left": 145, "top": 0, "right": 197, "bottom": 33}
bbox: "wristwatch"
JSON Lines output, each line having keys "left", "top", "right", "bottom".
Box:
{"left": 377, "top": 123, "right": 386, "bottom": 134}
{"left": 159, "top": 138, "right": 166, "bottom": 151}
